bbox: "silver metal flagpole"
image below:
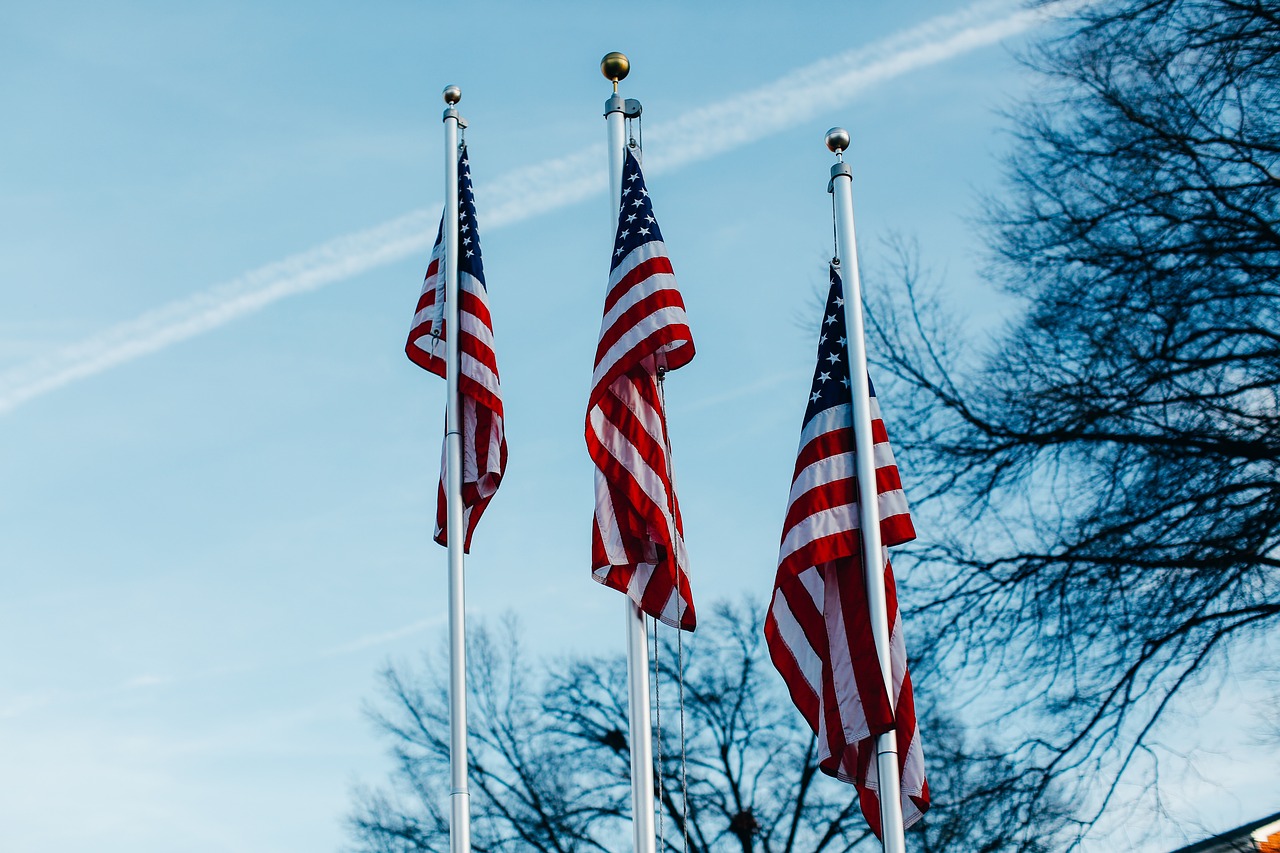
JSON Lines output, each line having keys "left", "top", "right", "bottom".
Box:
{"left": 442, "top": 83, "right": 472, "bottom": 853}
{"left": 602, "top": 51, "right": 658, "bottom": 853}
{"left": 825, "top": 126, "right": 908, "bottom": 853}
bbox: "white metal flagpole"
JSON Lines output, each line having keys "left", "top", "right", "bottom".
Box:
{"left": 441, "top": 84, "right": 472, "bottom": 853}
{"left": 825, "top": 126, "right": 908, "bottom": 853}
{"left": 601, "top": 51, "right": 658, "bottom": 853}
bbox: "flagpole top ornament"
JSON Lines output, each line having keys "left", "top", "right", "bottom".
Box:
{"left": 601, "top": 52, "right": 630, "bottom": 91}
{"left": 443, "top": 85, "right": 462, "bottom": 105}
{"left": 825, "top": 127, "right": 850, "bottom": 156}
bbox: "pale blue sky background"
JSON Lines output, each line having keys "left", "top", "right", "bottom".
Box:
{"left": 1, "top": 2, "right": 1273, "bottom": 851}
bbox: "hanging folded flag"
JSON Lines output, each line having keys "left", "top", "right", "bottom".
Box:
{"left": 586, "top": 147, "right": 697, "bottom": 631}
{"left": 765, "top": 264, "right": 929, "bottom": 835}
{"left": 406, "top": 145, "right": 506, "bottom": 552}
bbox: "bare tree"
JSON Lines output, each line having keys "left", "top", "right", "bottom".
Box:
{"left": 349, "top": 617, "right": 627, "bottom": 853}
{"left": 348, "top": 602, "right": 1061, "bottom": 852}
{"left": 869, "top": 0, "right": 1280, "bottom": 841}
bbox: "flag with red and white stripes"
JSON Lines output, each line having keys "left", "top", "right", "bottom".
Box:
{"left": 406, "top": 145, "right": 506, "bottom": 553}
{"left": 765, "top": 265, "right": 929, "bottom": 835}
{"left": 586, "top": 147, "right": 697, "bottom": 631}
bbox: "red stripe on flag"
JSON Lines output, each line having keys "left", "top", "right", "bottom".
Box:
{"left": 603, "top": 255, "right": 675, "bottom": 315}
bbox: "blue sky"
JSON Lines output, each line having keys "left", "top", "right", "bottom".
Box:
{"left": 2, "top": 1, "right": 1273, "bottom": 851}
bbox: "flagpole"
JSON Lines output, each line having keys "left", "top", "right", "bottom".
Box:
{"left": 602, "top": 51, "right": 658, "bottom": 853}
{"left": 442, "top": 84, "right": 472, "bottom": 853}
{"left": 825, "top": 127, "right": 907, "bottom": 853}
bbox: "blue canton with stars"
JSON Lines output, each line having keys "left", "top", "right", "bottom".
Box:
{"left": 457, "top": 145, "right": 485, "bottom": 287}
{"left": 610, "top": 147, "right": 665, "bottom": 272}
{"left": 803, "top": 266, "right": 856, "bottom": 425}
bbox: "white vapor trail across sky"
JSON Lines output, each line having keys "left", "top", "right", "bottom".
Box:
{"left": 0, "top": 0, "right": 1078, "bottom": 416}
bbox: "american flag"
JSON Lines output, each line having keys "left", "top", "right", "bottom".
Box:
{"left": 406, "top": 145, "right": 506, "bottom": 552}
{"left": 586, "top": 147, "right": 696, "bottom": 631}
{"left": 765, "top": 265, "right": 929, "bottom": 835}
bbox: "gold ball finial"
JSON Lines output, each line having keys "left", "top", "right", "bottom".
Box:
{"left": 601, "top": 52, "right": 630, "bottom": 85}
{"left": 825, "top": 127, "right": 851, "bottom": 154}
{"left": 443, "top": 85, "right": 462, "bottom": 105}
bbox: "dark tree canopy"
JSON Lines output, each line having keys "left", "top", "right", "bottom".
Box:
{"left": 872, "top": 0, "right": 1280, "bottom": 840}
{"left": 348, "top": 603, "right": 1062, "bottom": 853}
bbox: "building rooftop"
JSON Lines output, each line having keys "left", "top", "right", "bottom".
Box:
{"left": 1169, "top": 812, "right": 1280, "bottom": 853}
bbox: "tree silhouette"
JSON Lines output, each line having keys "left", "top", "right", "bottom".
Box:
{"left": 348, "top": 602, "right": 1063, "bottom": 852}
{"left": 870, "top": 0, "right": 1280, "bottom": 840}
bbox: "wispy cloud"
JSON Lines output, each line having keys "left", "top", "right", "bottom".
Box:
{"left": 672, "top": 369, "right": 810, "bottom": 415}
{"left": 319, "top": 616, "right": 442, "bottom": 658}
{"left": 0, "top": 0, "right": 1078, "bottom": 416}
{"left": 0, "top": 616, "right": 446, "bottom": 721}
{"left": 643, "top": 0, "right": 1078, "bottom": 172}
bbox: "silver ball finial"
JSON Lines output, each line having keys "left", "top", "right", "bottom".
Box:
{"left": 601, "top": 52, "right": 630, "bottom": 84}
{"left": 825, "top": 127, "right": 850, "bottom": 154}
{"left": 443, "top": 85, "right": 462, "bottom": 105}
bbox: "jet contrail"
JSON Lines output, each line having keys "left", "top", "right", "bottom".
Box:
{"left": 0, "top": 0, "right": 1077, "bottom": 416}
